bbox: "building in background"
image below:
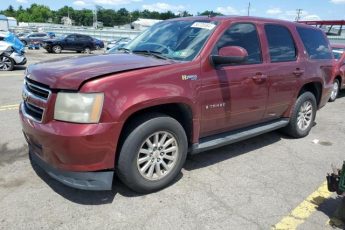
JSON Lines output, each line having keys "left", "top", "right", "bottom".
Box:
{"left": 7, "top": 17, "right": 18, "bottom": 28}
{"left": 131, "top": 18, "right": 162, "bottom": 30}
{"left": 0, "top": 15, "right": 9, "bottom": 31}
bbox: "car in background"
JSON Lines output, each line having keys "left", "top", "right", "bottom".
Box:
{"left": 18, "top": 32, "right": 50, "bottom": 46}
{"left": 46, "top": 32, "right": 56, "bottom": 38}
{"left": 93, "top": 38, "right": 104, "bottom": 50}
{"left": 105, "top": 43, "right": 127, "bottom": 53}
{"left": 42, "top": 34, "right": 97, "bottom": 54}
{"left": 0, "top": 42, "right": 27, "bottom": 71}
{"left": 330, "top": 44, "right": 345, "bottom": 101}
{"left": 106, "top": 37, "right": 131, "bottom": 50}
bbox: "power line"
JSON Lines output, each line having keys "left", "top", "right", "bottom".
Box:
{"left": 247, "top": 2, "right": 251, "bottom": 16}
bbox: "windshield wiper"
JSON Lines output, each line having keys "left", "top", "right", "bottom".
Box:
{"left": 132, "top": 50, "right": 169, "bottom": 60}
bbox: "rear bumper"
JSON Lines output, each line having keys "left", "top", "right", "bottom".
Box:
{"left": 30, "top": 151, "right": 114, "bottom": 190}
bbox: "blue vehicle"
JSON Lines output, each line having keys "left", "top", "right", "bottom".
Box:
{"left": 93, "top": 38, "right": 104, "bottom": 50}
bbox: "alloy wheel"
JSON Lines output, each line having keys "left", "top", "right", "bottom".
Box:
{"left": 330, "top": 81, "right": 339, "bottom": 101}
{"left": 137, "top": 131, "right": 179, "bottom": 181}
{"left": 0, "top": 56, "right": 13, "bottom": 71}
{"left": 297, "top": 101, "right": 313, "bottom": 131}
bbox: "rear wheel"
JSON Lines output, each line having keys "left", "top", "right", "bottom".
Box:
{"left": 117, "top": 114, "right": 188, "bottom": 193}
{"left": 283, "top": 92, "right": 317, "bottom": 138}
{"left": 0, "top": 55, "right": 14, "bottom": 71}
{"left": 52, "top": 45, "right": 62, "bottom": 54}
{"left": 329, "top": 79, "right": 340, "bottom": 102}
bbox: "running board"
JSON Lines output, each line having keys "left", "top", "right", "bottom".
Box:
{"left": 191, "top": 119, "right": 289, "bottom": 154}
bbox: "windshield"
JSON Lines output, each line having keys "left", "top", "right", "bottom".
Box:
{"left": 332, "top": 48, "right": 344, "bottom": 60}
{"left": 125, "top": 20, "right": 218, "bottom": 61}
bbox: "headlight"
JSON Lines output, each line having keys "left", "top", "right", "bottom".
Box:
{"left": 54, "top": 92, "right": 104, "bottom": 123}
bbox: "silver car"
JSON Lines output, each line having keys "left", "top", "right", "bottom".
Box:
{"left": 18, "top": 33, "right": 50, "bottom": 46}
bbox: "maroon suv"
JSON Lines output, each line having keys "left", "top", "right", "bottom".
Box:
{"left": 330, "top": 44, "right": 345, "bottom": 101}
{"left": 20, "top": 16, "right": 334, "bottom": 193}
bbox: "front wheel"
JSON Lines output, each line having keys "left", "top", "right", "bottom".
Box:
{"left": 283, "top": 92, "right": 317, "bottom": 138}
{"left": 117, "top": 114, "right": 188, "bottom": 193}
{"left": 0, "top": 55, "right": 14, "bottom": 71}
{"left": 52, "top": 45, "right": 62, "bottom": 54}
{"left": 329, "top": 79, "right": 340, "bottom": 102}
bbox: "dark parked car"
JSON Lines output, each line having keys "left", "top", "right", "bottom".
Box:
{"left": 330, "top": 44, "right": 345, "bottom": 101}
{"left": 42, "top": 34, "right": 96, "bottom": 54}
{"left": 21, "top": 16, "right": 334, "bottom": 193}
{"left": 93, "top": 38, "right": 104, "bottom": 49}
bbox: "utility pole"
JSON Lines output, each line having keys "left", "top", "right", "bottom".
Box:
{"left": 295, "top": 9, "right": 303, "bottom": 21}
{"left": 247, "top": 2, "right": 251, "bottom": 16}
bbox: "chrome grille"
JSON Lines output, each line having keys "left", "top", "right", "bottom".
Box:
{"left": 24, "top": 78, "right": 51, "bottom": 100}
{"left": 23, "top": 102, "right": 44, "bottom": 122}
{"left": 22, "top": 77, "right": 51, "bottom": 123}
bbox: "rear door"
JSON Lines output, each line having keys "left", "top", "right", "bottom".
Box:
{"left": 261, "top": 24, "right": 301, "bottom": 120}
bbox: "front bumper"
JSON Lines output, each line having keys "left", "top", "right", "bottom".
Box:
{"left": 10, "top": 52, "right": 26, "bottom": 65}
{"left": 30, "top": 151, "right": 114, "bottom": 190}
{"left": 19, "top": 103, "right": 121, "bottom": 190}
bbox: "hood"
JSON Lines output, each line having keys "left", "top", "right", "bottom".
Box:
{"left": 27, "top": 53, "right": 173, "bottom": 90}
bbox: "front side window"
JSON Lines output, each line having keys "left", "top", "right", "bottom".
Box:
{"left": 265, "top": 24, "right": 297, "bottom": 62}
{"left": 297, "top": 27, "right": 333, "bottom": 60}
{"left": 126, "top": 20, "right": 218, "bottom": 61}
{"left": 215, "top": 23, "right": 262, "bottom": 65}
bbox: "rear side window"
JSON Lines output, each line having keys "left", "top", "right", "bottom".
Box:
{"left": 297, "top": 27, "right": 333, "bottom": 60}
{"left": 216, "top": 23, "right": 262, "bottom": 64}
{"left": 265, "top": 24, "right": 297, "bottom": 62}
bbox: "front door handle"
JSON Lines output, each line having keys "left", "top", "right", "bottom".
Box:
{"left": 293, "top": 68, "right": 305, "bottom": 77}
{"left": 252, "top": 73, "right": 267, "bottom": 83}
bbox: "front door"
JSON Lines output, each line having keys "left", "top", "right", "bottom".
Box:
{"left": 200, "top": 23, "right": 268, "bottom": 137}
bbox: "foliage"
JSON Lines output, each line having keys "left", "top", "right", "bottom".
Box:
{"left": 0, "top": 4, "right": 211, "bottom": 27}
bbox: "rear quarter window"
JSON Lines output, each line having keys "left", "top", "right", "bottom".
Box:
{"left": 297, "top": 27, "right": 333, "bottom": 60}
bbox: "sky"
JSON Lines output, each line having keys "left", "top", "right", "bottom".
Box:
{"left": 2, "top": 0, "right": 345, "bottom": 21}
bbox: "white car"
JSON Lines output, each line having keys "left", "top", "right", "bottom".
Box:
{"left": 106, "top": 37, "right": 131, "bottom": 50}
{"left": 0, "top": 41, "right": 27, "bottom": 71}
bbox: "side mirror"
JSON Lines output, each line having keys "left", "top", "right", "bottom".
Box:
{"left": 210, "top": 46, "right": 248, "bottom": 67}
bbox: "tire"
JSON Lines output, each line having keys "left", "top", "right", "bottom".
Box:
{"left": 0, "top": 55, "right": 14, "bottom": 71}
{"left": 329, "top": 79, "right": 340, "bottom": 102}
{"left": 95, "top": 45, "right": 100, "bottom": 50}
{"left": 283, "top": 91, "right": 317, "bottom": 138}
{"left": 52, "top": 45, "right": 62, "bottom": 54}
{"left": 84, "top": 47, "right": 91, "bottom": 54}
{"left": 117, "top": 114, "right": 188, "bottom": 193}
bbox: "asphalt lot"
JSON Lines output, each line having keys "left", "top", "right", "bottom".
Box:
{"left": 0, "top": 49, "right": 344, "bottom": 230}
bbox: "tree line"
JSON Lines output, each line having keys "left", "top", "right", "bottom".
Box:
{"left": 0, "top": 4, "right": 223, "bottom": 27}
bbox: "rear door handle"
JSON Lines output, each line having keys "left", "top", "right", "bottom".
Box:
{"left": 293, "top": 68, "right": 305, "bottom": 77}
